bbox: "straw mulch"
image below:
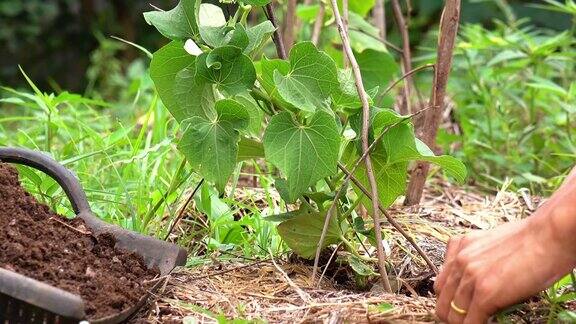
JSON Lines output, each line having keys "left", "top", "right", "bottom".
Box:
{"left": 133, "top": 180, "right": 540, "bottom": 323}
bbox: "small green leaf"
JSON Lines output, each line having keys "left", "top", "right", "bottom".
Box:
{"left": 144, "top": 0, "right": 200, "bottom": 40}
{"left": 264, "top": 111, "right": 341, "bottom": 199}
{"left": 200, "top": 24, "right": 249, "bottom": 50}
{"left": 196, "top": 46, "right": 256, "bottom": 95}
{"left": 178, "top": 99, "right": 249, "bottom": 191}
{"left": 272, "top": 42, "right": 339, "bottom": 112}
{"left": 277, "top": 209, "right": 342, "bottom": 258}
{"left": 348, "top": 255, "right": 377, "bottom": 276}
{"left": 245, "top": 21, "right": 276, "bottom": 55}
{"left": 234, "top": 93, "right": 264, "bottom": 136}
{"left": 381, "top": 123, "right": 467, "bottom": 183}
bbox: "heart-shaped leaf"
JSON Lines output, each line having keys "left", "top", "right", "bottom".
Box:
{"left": 264, "top": 111, "right": 341, "bottom": 199}
{"left": 178, "top": 99, "right": 249, "bottom": 191}
{"left": 196, "top": 46, "right": 256, "bottom": 95}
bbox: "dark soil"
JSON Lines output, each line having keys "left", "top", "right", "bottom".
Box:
{"left": 0, "top": 163, "right": 159, "bottom": 319}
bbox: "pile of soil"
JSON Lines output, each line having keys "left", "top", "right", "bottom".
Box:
{"left": 0, "top": 163, "right": 159, "bottom": 319}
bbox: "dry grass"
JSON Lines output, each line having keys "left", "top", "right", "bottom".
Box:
{"left": 133, "top": 180, "right": 542, "bottom": 323}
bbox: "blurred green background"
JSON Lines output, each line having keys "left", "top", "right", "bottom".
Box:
{"left": 0, "top": 0, "right": 571, "bottom": 92}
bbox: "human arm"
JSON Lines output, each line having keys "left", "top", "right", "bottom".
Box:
{"left": 434, "top": 166, "right": 576, "bottom": 324}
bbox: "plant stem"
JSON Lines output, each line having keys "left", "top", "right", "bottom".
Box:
{"left": 283, "top": 0, "right": 297, "bottom": 52}
{"left": 164, "top": 178, "right": 205, "bottom": 240}
{"left": 264, "top": 2, "right": 287, "bottom": 59}
{"left": 328, "top": 0, "right": 392, "bottom": 293}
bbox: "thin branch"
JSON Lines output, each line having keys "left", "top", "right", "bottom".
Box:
{"left": 337, "top": 163, "right": 439, "bottom": 274}
{"left": 164, "top": 179, "right": 205, "bottom": 240}
{"left": 382, "top": 63, "right": 435, "bottom": 97}
{"left": 311, "top": 106, "right": 437, "bottom": 282}
{"left": 373, "top": 0, "right": 386, "bottom": 41}
{"left": 391, "top": 0, "right": 413, "bottom": 115}
{"left": 328, "top": 0, "right": 392, "bottom": 293}
{"left": 264, "top": 2, "right": 287, "bottom": 60}
{"left": 311, "top": 2, "right": 326, "bottom": 46}
{"left": 405, "top": 0, "right": 461, "bottom": 206}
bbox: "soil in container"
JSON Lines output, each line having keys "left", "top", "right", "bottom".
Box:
{"left": 0, "top": 163, "right": 159, "bottom": 319}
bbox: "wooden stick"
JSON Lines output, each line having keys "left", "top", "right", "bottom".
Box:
{"left": 328, "top": 0, "right": 392, "bottom": 293}
{"left": 405, "top": 0, "right": 461, "bottom": 206}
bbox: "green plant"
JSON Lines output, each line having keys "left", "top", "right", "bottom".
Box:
{"left": 447, "top": 18, "right": 575, "bottom": 193}
{"left": 144, "top": 0, "right": 465, "bottom": 287}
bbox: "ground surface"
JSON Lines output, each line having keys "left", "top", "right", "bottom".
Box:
{"left": 133, "top": 180, "right": 548, "bottom": 323}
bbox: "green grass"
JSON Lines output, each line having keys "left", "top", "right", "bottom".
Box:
{"left": 0, "top": 65, "right": 285, "bottom": 260}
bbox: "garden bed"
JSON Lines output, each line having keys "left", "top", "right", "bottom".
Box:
{"left": 134, "top": 180, "right": 555, "bottom": 323}
{"left": 0, "top": 163, "right": 159, "bottom": 319}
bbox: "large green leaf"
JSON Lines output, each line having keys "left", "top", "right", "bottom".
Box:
{"left": 178, "top": 99, "right": 249, "bottom": 191}
{"left": 271, "top": 42, "right": 339, "bottom": 112}
{"left": 357, "top": 49, "right": 399, "bottom": 94}
{"left": 264, "top": 111, "right": 341, "bottom": 199}
{"left": 277, "top": 209, "right": 342, "bottom": 259}
{"left": 144, "top": 0, "right": 200, "bottom": 40}
{"left": 196, "top": 46, "right": 256, "bottom": 95}
{"left": 150, "top": 41, "right": 198, "bottom": 122}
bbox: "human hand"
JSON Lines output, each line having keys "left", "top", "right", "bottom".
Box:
{"left": 434, "top": 213, "right": 576, "bottom": 324}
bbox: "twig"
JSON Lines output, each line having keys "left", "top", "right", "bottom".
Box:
{"left": 382, "top": 63, "right": 435, "bottom": 97}
{"left": 391, "top": 0, "right": 413, "bottom": 115}
{"left": 338, "top": 163, "right": 439, "bottom": 274}
{"left": 311, "top": 106, "right": 437, "bottom": 281}
{"left": 311, "top": 2, "right": 326, "bottom": 46}
{"left": 49, "top": 217, "right": 92, "bottom": 236}
{"left": 373, "top": 0, "right": 386, "bottom": 40}
{"left": 264, "top": 2, "right": 287, "bottom": 59}
{"left": 268, "top": 249, "right": 311, "bottom": 303}
{"left": 405, "top": 0, "right": 461, "bottom": 206}
{"left": 317, "top": 243, "right": 341, "bottom": 287}
{"left": 164, "top": 179, "right": 205, "bottom": 240}
{"left": 328, "top": 0, "right": 392, "bottom": 293}
{"left": 283, "top": 0, "right": 297, "bottom": 52}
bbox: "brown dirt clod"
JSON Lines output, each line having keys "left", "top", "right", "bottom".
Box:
{"left": 0, "top": 163, "right": 159, "bottom": 319}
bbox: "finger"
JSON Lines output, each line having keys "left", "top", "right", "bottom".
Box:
{"left": 436, "top": 266, "right": 464, "bottom": 322}
{"left": 463, "top": 290, "right": 492, "bottom": 324}
{"left": 434, "top": 236, "right": 463, "bottom": 294}
{"left": 447, "top": 272, "right": 475, "bottom": 324}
